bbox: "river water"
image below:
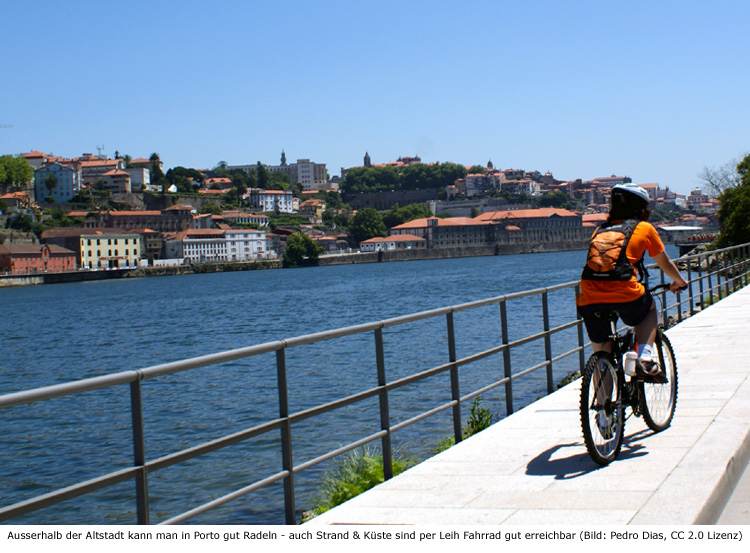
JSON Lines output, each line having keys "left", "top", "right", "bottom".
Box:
{"left": 0, "top": 246, "right": 678, "bottom": 524}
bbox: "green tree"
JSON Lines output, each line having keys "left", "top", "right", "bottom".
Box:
{"left": 340, "top": 162, "right": 467, "bottom": 195}
{"left": 199, "top": 202, "right": 223, "bottom": 215}
{"left": 467, "top": 165, "right": 487, "bottom": 174}
{"left": 350, "top": 207, "right": 386, "bottom": 244}
{"left": 283, "top": 232, "right": 323, "bottom": 267}
{"left": 383, "top": 203, "right": 432, "bottom": 228}
{"left": 536, "top": 190, "right": 576, "bottom": 210}
{"left": 45, "top": 174, "right": 58, "bottom": 198}
{"left": 256, "top": 162, "right": 269, "bottom": 189}
{"left": 716, "top": 153, "right": 750, "bottom": 247}
{"left": 0, "top": 155, "right": 33, "bottom": 190}
{"left": 150, "top": 153, "right": 165, "bottom": 192}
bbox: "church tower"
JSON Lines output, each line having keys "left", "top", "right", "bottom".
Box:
{"left": 487, "top": 159, "right": 494, "bottom": 170}
{"left": 281, "top": 150, "right": 287, "bottom": 166}
{"left": 364, "top": 151, "right": 371, "bottom": 168}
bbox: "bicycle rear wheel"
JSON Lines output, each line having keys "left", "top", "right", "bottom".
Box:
{"left": 640, "top": 331, "right": 678, "bottom": 431}
{"left": 580, "top": 352, "right": 624, "bottom": 465}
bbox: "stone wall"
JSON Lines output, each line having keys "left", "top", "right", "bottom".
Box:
{"left": 319, "top": 240, "right": 587, "bottom": 266}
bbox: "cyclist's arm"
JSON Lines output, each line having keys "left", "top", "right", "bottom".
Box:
{"left": 652, "top": 252, "right": 688, "bottom": 291}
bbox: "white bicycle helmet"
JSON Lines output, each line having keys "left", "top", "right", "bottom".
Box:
{"left": 612, "top": 183, "right": 650, "bottom": 203}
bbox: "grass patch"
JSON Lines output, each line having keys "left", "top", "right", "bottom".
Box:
{"left": 302, "top": 447, "right": 414, "bottom": 522}
{"left": 434, "top": 397, "right": 494, "bottom": 453}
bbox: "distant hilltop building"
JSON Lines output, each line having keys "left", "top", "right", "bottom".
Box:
{"left": 228, "top": 151, "right": 328, "bottom": 191}
{"left": 341, "top": 152, "right": 422, "bottom": 179}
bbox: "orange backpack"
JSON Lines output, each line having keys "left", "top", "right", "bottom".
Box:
{"left": 581, "top": 220, "right": 640, "bottom": 281}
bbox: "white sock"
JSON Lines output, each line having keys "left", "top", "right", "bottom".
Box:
{"left": 638, "top": 344, "right": 653, "bottom": 359}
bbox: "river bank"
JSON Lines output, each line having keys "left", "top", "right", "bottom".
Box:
{"left": 0, "top": 240, "right": 588, "bottom": 287}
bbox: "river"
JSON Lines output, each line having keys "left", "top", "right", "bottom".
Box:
{"left": 0, "top": 246, "right": 679, "bottom": 524}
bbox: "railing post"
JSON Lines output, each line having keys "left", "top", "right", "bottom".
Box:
{"left": 724, "top": 253, "right": 730, "bottom": 297}
{"left": 687, "top": 262, "right": 695, "bottom": 317}
{"left": 499, "top": 300, "right": 513, "bottom": 416}
{"left": 446, "top": 311, "right": 462, "bottom": 444}
{"left": 717, "top": 255, "right": 723, "bottom": 301}
{"left": 574, "top": 285, "right": 586, "bottom": 372}
{"left": 707, "top": 257, "right": 714, "bottom": 305}
{"left": 374, "top": 326, "right": 393, "bottom": 480}
{"left": 697, "top": 252, "right": 705, "bottom": 311}
{"left": 542, "top": 291, "right": 554, "bottom": 394}
{"left": 276, "top": 346, "right": 296, "bottom": 525}
{"left": 129, "top": 378, "right": 150, "bottom": 525}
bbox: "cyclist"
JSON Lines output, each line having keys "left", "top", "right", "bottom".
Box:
{"left": 577, "top": 183, "right": 687, "bottom": 377}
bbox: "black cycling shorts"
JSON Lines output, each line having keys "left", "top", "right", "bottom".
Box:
{"left": 577, "top": 293, "right": 654, "bottom": 343}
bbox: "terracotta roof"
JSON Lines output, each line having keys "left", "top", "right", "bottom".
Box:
{"left": 198, "top": 188, "right": 231, "bottom": 195}
{"left": 392, "top": 217, "right": 486, "bottom": 230}
{"left": 102, "top": 169, "right": 130, "bottom": 177}
{"left": 204, "top": 177, "right": 232, "bottom": 185}
{"left": 181, "top": 229, "right": 226, "bottom": 239}
{"left": 163, "top": 204, "right": 194, "bottom": 212}
{"left": 362, "top": 234, "right": 426, "bottom": 243}
{"left": 66, "top": 210, "right": 89, "bottom": 218}
{"left": 300, "top": 199, "right": 324, "bottom": 207}
{"left": 0, "top": 244, "right": 75, "bottom": 256}
{"left": 582, "top": 213, "right": 609, "bottom": 223}
{"left": 21, "top": 150, "right": 47, "bottom": 159}
{"left": 475, "top": 208, "right": 579, "bottom": 221}
{"left": 42, "top": 227, "right": 119, "bottom": 239}
{"left": 80, "top": 159, "right": 119, "bottom": 168}
{"left": 108, "top": 210, "right": 162, "bottom": 217}
{"left": 1, "top": 192, "right": 29, "bottom": 201}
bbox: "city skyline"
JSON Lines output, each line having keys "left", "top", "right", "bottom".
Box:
{"left": 2, "top": 1, "right": 749, "bottom": 194}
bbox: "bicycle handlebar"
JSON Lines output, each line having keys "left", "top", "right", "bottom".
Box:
{"left": 650, "top": 283, "right": 688, "bottom": 294}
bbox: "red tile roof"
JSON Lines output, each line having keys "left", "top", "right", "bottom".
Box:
{"left": 80, "top": 159, "right": 119, "bottom": 168}
{"left": 582, "top": 213, "right": 608, "bottom": 223}
{"left": 21, "top": 150, "right": 47, "bottom": 159}
{"left": 107, "top": 210, "right": 162, "bottom": 216}
{"left": 475, "top": 208, "right": 579, "bottom": 221}
{"left": 0, "top": 244, "right": 76, "bottom": 256}
{"left": 362, "top": 234, "right": 426, "bottom": 243}
{"left": 392, "top": 216, "right": 486, "bottom": 230}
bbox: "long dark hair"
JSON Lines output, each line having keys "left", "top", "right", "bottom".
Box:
{"left": 608, "top": 189, "right": 650, "bottom": 223}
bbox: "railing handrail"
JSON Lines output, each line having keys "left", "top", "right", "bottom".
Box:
{"left": 1, "top": 240, "right": 748, "bottom": 525}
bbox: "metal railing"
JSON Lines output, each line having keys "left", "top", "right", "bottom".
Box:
{"left": 1, "top": 242, "right": 749, "bottom": 525}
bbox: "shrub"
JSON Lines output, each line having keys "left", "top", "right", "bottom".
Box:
{"left": 434, "top": 397, "right": 494, "bottom": 453}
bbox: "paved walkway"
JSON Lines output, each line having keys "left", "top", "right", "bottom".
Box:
{"left": 718, "top": 453, "right": 750, "bottom": 523}
{"left": 308, "top": 285, "right": 750, "bottom": 525}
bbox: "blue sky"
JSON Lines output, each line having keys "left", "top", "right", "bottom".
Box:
{"left": 1, "top": 0, "right": 748, "bottom": 192}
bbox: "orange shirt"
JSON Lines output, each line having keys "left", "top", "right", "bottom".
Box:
{"left": 577, "top": 221, "right": 665, "bottom": 306}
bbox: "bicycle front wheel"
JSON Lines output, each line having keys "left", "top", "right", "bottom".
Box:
{"left": 580, "top": 352, "right": 624, "bottom": 465}
{"left": 640, "top": 331, "right": 678, "bottom": 431}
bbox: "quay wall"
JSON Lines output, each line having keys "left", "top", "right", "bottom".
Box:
{"left": 319, "top": 240, "right": 587, "bottom": 266}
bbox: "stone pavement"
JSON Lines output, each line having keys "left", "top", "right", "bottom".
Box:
{"left": 307, "top": 286, "right": 750, "bottom": 526}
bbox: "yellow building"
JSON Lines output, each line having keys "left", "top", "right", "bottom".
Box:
{"left": 80, "top": 232, "right": 141, "bottom": 269}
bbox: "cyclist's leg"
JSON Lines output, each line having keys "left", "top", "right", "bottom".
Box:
{"left": 579, "top": 305, "right": 615, "bottom": 403}
{"left": 619, "top": 293, "right": 659, "bottom": 373}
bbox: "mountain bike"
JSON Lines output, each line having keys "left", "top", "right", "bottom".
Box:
{"left": 579, "top": 284, "right": 680, "bottom": 465}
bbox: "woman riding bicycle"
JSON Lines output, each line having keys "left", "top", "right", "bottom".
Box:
{"left": 577, "top": 183, "right": 687, "bottom": 377}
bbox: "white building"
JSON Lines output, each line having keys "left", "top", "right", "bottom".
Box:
{"left": 167, "top": 228, "right": 274, "bottom": 263}
{"left": 226, "top": 229, "right": 269, "bottom": 260}
{"left": 229, "top": 152, "right": 328, "bottom": 191}
{"left": 248, "top": 188, "right": 295, "bottom": 213}
{"left": 360, "top": 234, "right": 426, "bottom": 252}
{"left": 126, "top": 166, "right": 151, "bottom": 192}
{"left": 180, "top": 229, "right": 228, "bottom": 263}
